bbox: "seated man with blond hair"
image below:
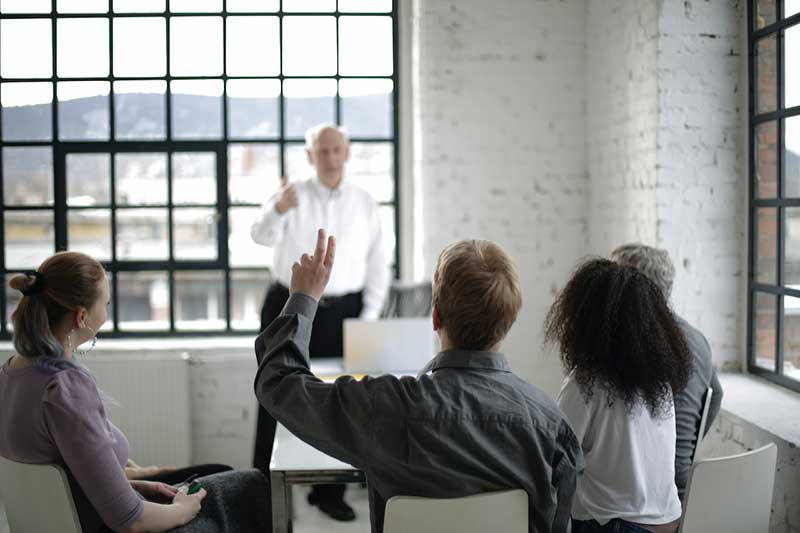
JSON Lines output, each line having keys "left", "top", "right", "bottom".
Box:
{"left": 253, "top": 230, "right": 583, "bottom": 533}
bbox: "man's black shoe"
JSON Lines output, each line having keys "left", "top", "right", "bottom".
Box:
{"left": 307, "top": 494, "right": 357, "bottom": 522}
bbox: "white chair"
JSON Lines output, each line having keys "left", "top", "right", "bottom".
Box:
{"left": 678, "top": 443, "right": 777, "bottom": 533}
{"left": 691, "top": 386, "right": 714, "bottom": 463}
{"left": 0, "top": 455, "right": 83, "bottom": 533}
{"left": 383, "top": 489, "right": 527, "bottom": 533}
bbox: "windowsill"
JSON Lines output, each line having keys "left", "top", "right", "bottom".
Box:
{"left": 717, "top": 371, "right": 800, "bottom": 447}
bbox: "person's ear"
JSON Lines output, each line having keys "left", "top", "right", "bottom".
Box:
{"left": 74, "top": 307, "right": 88, "bottom": 329}
{"left": 432, "top": 305, "right": 441, "bottom": 332}
{"left": 306, "top": 148, "right": 314, "bottom": 166}
{"left": 343, "top": 142, "right": 351, "bottom": 162}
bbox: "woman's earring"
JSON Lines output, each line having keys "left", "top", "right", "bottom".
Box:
{"left": 66, "top": 328, "right": 75, "bottom": 353}
{"left": 75, "top": 325, "right": 97, "bottom": 356}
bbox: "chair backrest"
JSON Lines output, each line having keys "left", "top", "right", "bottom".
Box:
{"left": 383, "top": 489, "right": 527, "bottom": 533}
{"left": 678, "top": 443, "right": 777, "bottom": 533}
{"left": 0, "top": 455, "right": 83, "bottom": 533}
{"left": 691, "top": 386, "right": 714, "bottom": 463}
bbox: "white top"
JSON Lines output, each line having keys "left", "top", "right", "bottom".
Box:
{"left": 250, "top": 176, "right": 390, "bottom": 320}
{"left": 557, "top": 374, "right": 682, "bottom": 526}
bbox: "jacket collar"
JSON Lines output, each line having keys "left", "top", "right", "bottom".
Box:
{"left": 421, "top": 348, "right": 513, "bottom": 375}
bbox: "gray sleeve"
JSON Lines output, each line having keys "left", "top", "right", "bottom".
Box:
{"left": 253, "top": 293, "right": 378, "bottom": 469}
{"left": 704, "top": 369, "right": 724, "bottom": 436}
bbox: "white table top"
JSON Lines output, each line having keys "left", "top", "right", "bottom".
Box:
{"left": 269, "top": 423, "right": 357, "bottom": 472}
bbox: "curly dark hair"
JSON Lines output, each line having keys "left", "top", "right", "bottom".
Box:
{"left": 544, "top": 258, "right": 691, "bottom": 418}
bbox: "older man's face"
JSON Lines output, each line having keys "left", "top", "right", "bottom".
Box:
{"left": 307, "top": 128, "right": 350, "bottom": 189}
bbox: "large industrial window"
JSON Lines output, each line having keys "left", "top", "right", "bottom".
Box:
{"left": 749, "top": 0, "right": 800, "bottom": 391}
{"left": 0, "top": 0, "right": 398, "bottom": 337}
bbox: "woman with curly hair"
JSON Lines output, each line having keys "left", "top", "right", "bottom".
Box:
{"left": 545, "top": 259, "right": 691, "bottom": 533}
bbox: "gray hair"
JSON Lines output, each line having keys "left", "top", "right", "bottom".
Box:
{"left": 304, "top": 122, "right": 349, "bottom": 150}
{"left": 610, "top": 243, "right": 675, "bottom": 300}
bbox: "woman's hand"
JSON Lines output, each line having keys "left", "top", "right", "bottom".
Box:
{"left": 172, "top": 484, "right": 207, "bottom": 525}
{"left": 130, "top": 480, "right": 178, "bottom": 503}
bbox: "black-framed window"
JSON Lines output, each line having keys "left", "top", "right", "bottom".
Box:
{"left": 0, "top": 0, "right": 399, "bottom": 337}
{"left": 748, "top": 0, "right": 800, "bottom": 391}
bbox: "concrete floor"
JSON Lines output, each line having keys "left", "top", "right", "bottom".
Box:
{"left": 0, "top": 485, "right": 371, "bottom": 533}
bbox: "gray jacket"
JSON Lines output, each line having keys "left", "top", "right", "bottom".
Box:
{"left": 254, "top": 293, "right": 583, "bottom": 533}
{"left": 674, "top": 316, "right": 723, "bottom": 497}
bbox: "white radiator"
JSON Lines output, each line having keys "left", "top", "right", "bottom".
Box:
{"left": 83, "top": 353, "right": 192, "bottom": 468}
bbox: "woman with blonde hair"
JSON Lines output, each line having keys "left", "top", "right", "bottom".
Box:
{"left": 0, "top": 251, "right": 269, "bottom": 532}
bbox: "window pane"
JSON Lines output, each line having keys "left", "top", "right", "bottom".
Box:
{"left": 229, "top": 207, "right": 271, "bottom": 267}
{"left": 282, "top": 0, "right": 334, "bottom": 12}
{"left": 227, "top": 79, "right": 280, "bottom": 139}
{"left": 57, "top": 19, "right": 109, "bottom": 78}
{"left": 755, "top": 34, "right": 777, "bottom": 114}
{"left": 67, "top": 153, "right": 110, "bottom": 206}
{"left": 227, "top": 0, "right": 278, "bottom": 12}
{"left": 756, "top": 208, "right": 778, "bottom": 284}
{"left": 174, "top": 208, "right": 217, "bottom": 260}
{"left": 340, "top": 79, "right": 393, "bottom": 138}
{"left": 114, "top": 80, "right": 167, "bottom": 140}
{"left": 283, "top": 79, "right": 336, "bottom": 138}
{"left": 338, "top": 0, "right": 391, "bottom": 12}
{"left": 116, "top": 153, "right": 168, "bottom": 205}
{"left": 787, "top": 117, "right": 800, "bottom": 198}
{"left": 787, "top": 208, "right": 800, "bottom": 285}
{"left": 4, "top": 211, "right": 54, "bottom": 270}
{"left": 68, "top": 209, "right": 111, "bottom": 261}
{"left": 282, "top": 17, "right": 336, "bottom": 75}
{"left": 57, "top": 0, "right": 107, "bottom": 12}
{"left": 756, "top": 121, "right": 778, "bottom": 198}
{"left": 0, "top": 0, "right": 50, "bottom": 13}
{"left": 229, "top": 143, "right": 279, "bottom": 203}
{"left": 117, "top": 208, "right": 169, "bottom": 260}
{"left": 348, "top": 142, "right": 394, "bottom": 203}
{"left": 117, "top": 271, "right": 169, "bottom": 331}
{"left": 756, "top": 0, "right": 777, "bottom": 28}
{"left": 113, "top": 0, "right": 164, "bottom": 12}
{"left": 379, "top": 205, "right": 395, "bottom": 265}
{"left": 2, "top": 147, "right": 53, "bottom": 206}
{"left": 175, "top": 271, "right": 225, "bottom": 330}
{"left": 284, "top": 142, "right": 311, "bottom": 179}
{"left": 170, "top": 0, "right": 221, "bottom": 12}
{"left": 172, "top": 152, "right": 216, "bottom": 205}
{"left": 231, "top": 270, "right": 269, "bottom": 330}
{"left": 171, "top": 80, "right": 223, "bottom": 139}
{"left": 170, "top": 17, "right": 223, "bottom": 76}
{"left": 1, "top": 82, "right": 53, "bottom": 142}
{"left": 753, "top": 292, "right": 777, "bottom": 370}
{"left": 784, "top": 295, "right": 800, "bottom": 380}
{"left": 0, "top": 19, "right": 52, "bottom": 79}
{"left": 57, "top": 81, "right": 110, "bottom": 141}
{"left": 226, "top": 17, "right": 279, "bottom": 76}
{"left": 113, "top": 18, "right": 166, "bottom": 77}
{"left": 338, "top": 16, "right": 393, "bottom": 76}
{"left": 786, "top": 0, "right": 800, "bottom": 18}
{"left": 786, "top": 24, "right": 800, "bottom": 109}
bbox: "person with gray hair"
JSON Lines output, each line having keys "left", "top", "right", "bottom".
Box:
{"left": 250, "top": 122, "right": 390, "bottom": 521}
{"left": 610, "top": 243, "right": 723, "bottom": 499}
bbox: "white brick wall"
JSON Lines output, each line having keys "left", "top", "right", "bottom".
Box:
{"left": 414, "top": 0, "right": 589, "bottom": 395}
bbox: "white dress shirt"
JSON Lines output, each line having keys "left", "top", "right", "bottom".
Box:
{"left": 250, "top": 176, "right": 390, "bottom": 320}
{"left": 557, "top": 373, "right": 682, "bottom": 527}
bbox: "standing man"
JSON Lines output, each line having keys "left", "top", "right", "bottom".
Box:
{"left": 611, "top": 243, "right": 724, "bottom": 499}
{"left": 250, "top": 123, "right": 390, "bottom": 522}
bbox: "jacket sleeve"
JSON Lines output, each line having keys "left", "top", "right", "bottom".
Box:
{"left": 253, "top": 293, "right": 388, "bottom": 469}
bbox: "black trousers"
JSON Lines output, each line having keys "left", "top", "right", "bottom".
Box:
{"left": 253, "top": 282, "right": 363, "bottom": 503}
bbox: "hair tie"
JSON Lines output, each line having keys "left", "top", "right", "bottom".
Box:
{"left": 20, "top": 271, "right": 46, "bottom": 297}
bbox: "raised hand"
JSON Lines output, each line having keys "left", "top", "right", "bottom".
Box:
{"left": 289, "top": 229, "right": 336, "bottom": 301}
{"left": 274, "top": 175, "right": 299, "bottom": 215}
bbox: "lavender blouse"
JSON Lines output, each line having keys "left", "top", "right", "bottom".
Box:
{"left": 0, "top": 358, "right": 144, "bottom": 531}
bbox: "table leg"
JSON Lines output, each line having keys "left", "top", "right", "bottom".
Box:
{"left": 271, "top": 471, "right": 291, "bottom": 533}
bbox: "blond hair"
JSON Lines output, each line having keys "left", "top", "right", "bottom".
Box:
{"left": 432, "top": 240, "right": 522, "bottom": 351}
